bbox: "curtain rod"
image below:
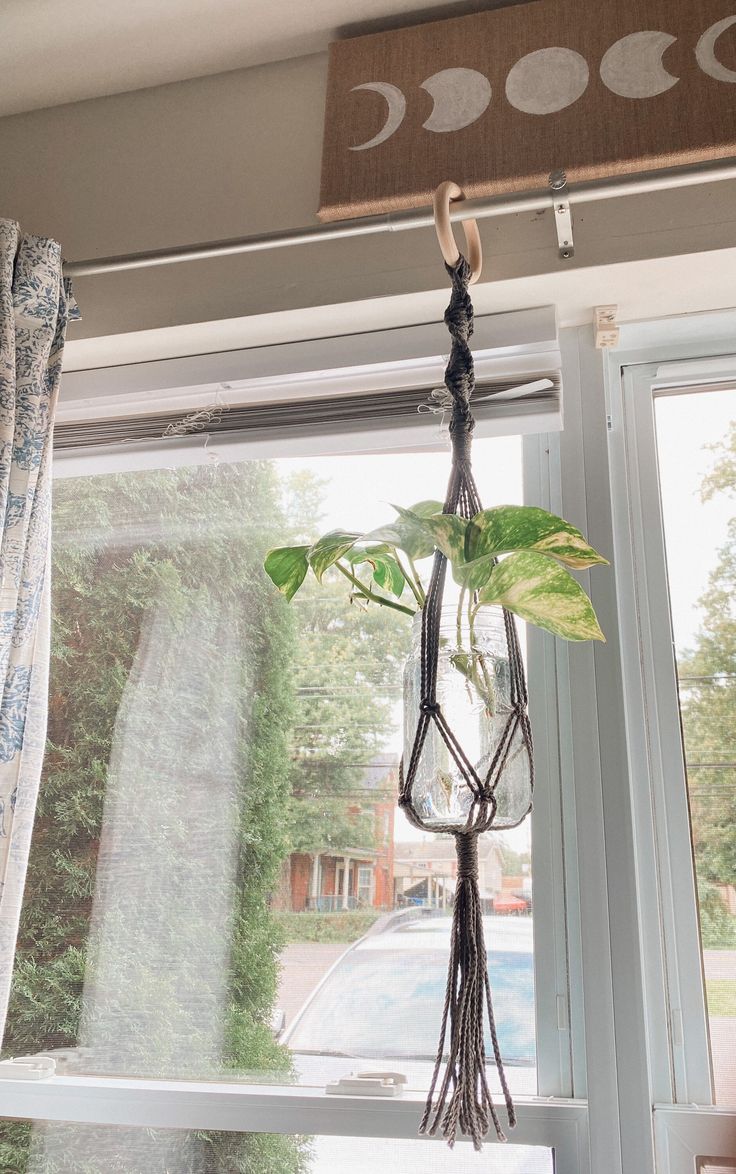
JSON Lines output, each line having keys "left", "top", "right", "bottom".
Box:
{"left": 63, "top": 158, "right": 736, "bottom": 279}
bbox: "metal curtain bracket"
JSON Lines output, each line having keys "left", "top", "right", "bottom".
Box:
{"left": 549, "top": 170, "right": 574, "bottom": 260}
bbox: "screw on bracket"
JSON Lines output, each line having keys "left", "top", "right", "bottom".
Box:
{"left": 549, "top": 172, "right": 574, "bottom": 260}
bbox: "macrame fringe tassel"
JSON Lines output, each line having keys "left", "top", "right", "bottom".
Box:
{"left": 420, "top": 832, "right": 516, "bottom": 1151}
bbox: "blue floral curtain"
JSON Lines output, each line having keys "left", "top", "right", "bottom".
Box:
{"left": 0, "top": 220, "right": 77, "bottom": 1029}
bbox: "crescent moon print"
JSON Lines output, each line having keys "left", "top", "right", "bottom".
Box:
{"left": 600, "top": 31, "right": 679, "bottom": 97}
{"left": 696, "top": 16, "right": 736, "bottom": 83}
{"left": 421, "top": 68, "right": 492, "bottom": 131}
{"left": 340, "top": 16, "right": 736, "bottom": 152}
{"left": 349, "top": 82, "right": 406, "bottom": 150}
{"left": 505, "top": 47, "right": 589, "bottom": 113}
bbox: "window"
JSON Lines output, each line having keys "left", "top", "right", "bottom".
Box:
{"left": 0, "top": 312, "right": 578, "bottom": 1172}
{"left": 609, "top": 338, "right": 736, "bottom": 1172}
{"left": 357, "top": 866, "right": 373, "bottom": 906}
{"left": 655, "top": 386, "right": 736, "bottom": 1108}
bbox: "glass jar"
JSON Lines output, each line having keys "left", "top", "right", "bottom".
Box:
{"left": 403, "top": 605, "right": 532, "bottom": 830}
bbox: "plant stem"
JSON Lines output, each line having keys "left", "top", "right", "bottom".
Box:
{"left": 407, "top": 556, "right": 426, "bottom": 606}
{"left": 457, "top": 587, "right": 466, "bottom": 651}
{"left": 469, "top": 596, "right": 496, "bottom": 715}
{"left": 395, "top": 552, "right": 424, "bottom": 608}
{"left": 335, "top": 562, "right": 416, "bottom": 616}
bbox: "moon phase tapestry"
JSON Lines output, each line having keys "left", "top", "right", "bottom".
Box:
{"left": 318, "top": 0, "right": 736, "bottom": 220}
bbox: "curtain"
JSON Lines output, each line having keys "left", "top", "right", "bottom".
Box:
{"left": 0, "top": 220, "right": 77, "bottom": 1032}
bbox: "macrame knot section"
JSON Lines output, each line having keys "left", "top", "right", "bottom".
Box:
{"left": 419, "top": 698, "right": 441, "bottom": 715}
{"left": 455, "top": 831, "right": 478, "bottom": 879}
{"left": 444, "top": 256, "right": 475, "bottom": 459}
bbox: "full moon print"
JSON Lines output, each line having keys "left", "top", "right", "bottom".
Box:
{"left": 319, "top": 0, "right": 736, "bottom": 220}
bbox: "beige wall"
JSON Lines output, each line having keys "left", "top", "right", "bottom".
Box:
{"left": 1, "top": 51, "right": 736, "bottom": 344}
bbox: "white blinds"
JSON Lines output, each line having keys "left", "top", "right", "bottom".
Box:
{"left": 55, "top": 306, "right": 562, "bottom": 475}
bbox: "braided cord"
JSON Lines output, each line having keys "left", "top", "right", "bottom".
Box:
{"left": 398, "top": 256, "right": 534, "bottom": 1148}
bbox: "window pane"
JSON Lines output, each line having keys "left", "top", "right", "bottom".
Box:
{"left": 655, "top": 388, "right": 736, "bottom": 1106}
{"left": 0, "top": 439, "right": 537, "bottom": 1120}
{"left": 0, "top": 1119, "right": 554, "bottom": 1173}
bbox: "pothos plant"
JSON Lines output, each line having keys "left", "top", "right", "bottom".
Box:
{"left": 264, "top": 501, "right": 608, "bottom": 714}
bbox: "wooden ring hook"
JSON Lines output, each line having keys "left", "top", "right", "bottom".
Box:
{"left": 432, "top": 181, "right": 482, "bottom": 285}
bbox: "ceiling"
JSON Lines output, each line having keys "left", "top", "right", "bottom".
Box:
{"left": 2, "top": 0, "right": 515, "bottom": 119}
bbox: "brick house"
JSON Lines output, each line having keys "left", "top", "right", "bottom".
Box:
{"left": 276, "top": 757, "right": 397, "bottom": 912}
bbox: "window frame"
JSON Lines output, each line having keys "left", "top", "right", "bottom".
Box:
{"left": 603, "top": 322, "right": 736, "bottom": 1167}
{"left": 0, "top": 1076, "right": 589, "bottom": 1166}
{"left": 0, "top": 318, "right": 594, "bottom": 1168}
{"left": 539, "top": 327, "right": 658, "bottom": 1174}
{"left": 654, "top": 1105, "right": 736, "bottom": 1173}
{"left": 606, "top": 357, "right": 716, "bottom": 1106}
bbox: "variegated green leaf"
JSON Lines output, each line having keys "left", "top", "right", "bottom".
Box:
{"left": 347, "top": 548, "right": 406, "bottom": 598}
{"left": 393, "top": 507, "right": 468, "bottom": 564}
{"left": 307, "top": 530, "right": 361, "bottom": 582}
{"left": 343, "top": 544, "right": 392, "bottom": 562}
{"left": 466, "top": 505, "right": 608, "bottom": 569}
{"left": 263, "top": 545, "right": 310, "bottom": 602}
{"left": 365, "top": 500, "right": 444, "bottom": 559}
{"left": 370, "top": 553, "right": 406, "bottom": 598}
{"left": 453, "top": 554, "right": 499, "bottom": 592}
{"left": 478, "top": 551, "right": 605, "bottom": 642}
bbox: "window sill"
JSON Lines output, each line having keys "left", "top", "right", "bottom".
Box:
{"left": 0, "top": 1074, "right": 588, "bottom": 1157}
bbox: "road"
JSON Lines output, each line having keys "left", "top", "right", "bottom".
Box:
{"left": 277, "top": 942, "right": 347, "bottom": 1030}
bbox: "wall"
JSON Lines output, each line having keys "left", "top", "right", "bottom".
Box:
{"left": 2, "top": 51, "right": 736, "bottom": 354}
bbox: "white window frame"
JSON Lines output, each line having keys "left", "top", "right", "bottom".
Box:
{"left": 533, "top": 328, "right": 660, "bottom": 1174}
{"left": 357, "top": 865, "right": 373, "bottom": 905}
{"left": 654, "top": 1105, "right": 736, "bottom": 1173}
{"left": 603, "top": 318, "right": 736, "bottom": 1169}
{"left": 0, "top": 1077, "right": 589, "bottom": 1163}
{"left": 0, "top": 312, "right": 602, "bottom": 1169}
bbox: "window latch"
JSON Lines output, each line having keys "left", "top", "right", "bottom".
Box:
{"left": 326, "top": 1070, "right": 407, "bottom": 1097}
{"left": 0, "top": 1055, "right": 56, "bottom": 1080}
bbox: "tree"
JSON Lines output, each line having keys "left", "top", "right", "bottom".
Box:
{"left": 0, "top": 460, "right": 307, "bottom": 1173}
{"left": 282, "top": 473, "right": 411, "bottom": 859}
{"left": 678, "top": 423, "right": 736, "bottom": 947}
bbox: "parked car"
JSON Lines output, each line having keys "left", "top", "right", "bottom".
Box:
{"left": 281, "top": 910, "right": 538, "bottom": 1171}
{"left": 282, "top": 909, "right": 536, "bottom": 1095}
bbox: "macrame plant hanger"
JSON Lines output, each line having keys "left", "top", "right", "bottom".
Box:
{"left": 398, "top": 182, "right": 534, "bottom": 1150}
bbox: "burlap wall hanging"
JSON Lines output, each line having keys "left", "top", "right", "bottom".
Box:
{"left": 319, "top": 0, "right": 736, "bottom": 220}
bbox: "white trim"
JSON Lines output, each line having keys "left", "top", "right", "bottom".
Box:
{"left": 525, "top": 432, "right": 577, "bottom": 1101}
{"left": 654, "top": 1106, "right": 736, "bottom": 1174}
{"left": 616, "top": 310, "right": 736, "bottom": 360}
{"left": 57, "top": 307, "right": 560, "bottom": 419}
{"left": 556, "top": 326, "right": 664, "bottom": 1174}
{"left": 53, "top": 306, "right": 563, "bottom": 477}
{"left": 0, "top": 1076, "right": 588, "bottom": 1158}
{"left": 606, "top": 358, "right": 713, "bottom": 1105}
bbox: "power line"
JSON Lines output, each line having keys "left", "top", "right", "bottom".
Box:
{"left": 679, "top": 674, "right": 736, "bottom": 685}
